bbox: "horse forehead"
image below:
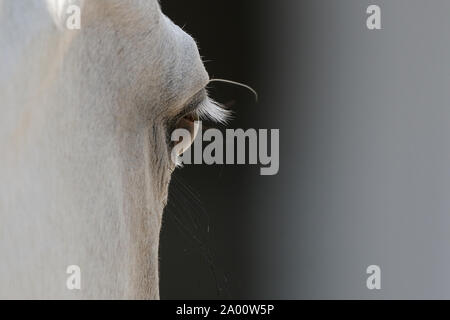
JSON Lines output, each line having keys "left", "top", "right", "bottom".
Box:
{"left": 45, "top": 0, "right": 162, "bottom": 30}
{"left": 132, "top": 14, "right": 209, "bottom": 110}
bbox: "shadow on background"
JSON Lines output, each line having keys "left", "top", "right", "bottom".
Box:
{"left": 161, "top": 0, "right": 450, "bottom": 300}
{"left": 159, "top": 0, "right": 263, "bottom": 299}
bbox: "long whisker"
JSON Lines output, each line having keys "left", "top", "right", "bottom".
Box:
{"left": 209, "top": 78, "right": 259, "bottom": 102}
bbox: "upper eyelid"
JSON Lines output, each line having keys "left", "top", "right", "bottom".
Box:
{"left": 166, "top": 89, "right": 207, "bottom": 131}
{"left": 177, "top": 89, "right": 208, "bottom": 118}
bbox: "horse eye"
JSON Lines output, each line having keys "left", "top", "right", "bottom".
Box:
{"left": 168, "top": 91, "right": 231, "bottom": 166}
{"left": 172, "top": 111, "right": 201, "bottom": 156}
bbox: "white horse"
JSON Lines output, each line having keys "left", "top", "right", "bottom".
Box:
{"left": 0, "top": 0, "right": 224, "bottom": 299}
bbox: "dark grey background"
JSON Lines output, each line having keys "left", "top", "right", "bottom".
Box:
{"left": 160, "top": 0, "right": 450, "bottom": 299}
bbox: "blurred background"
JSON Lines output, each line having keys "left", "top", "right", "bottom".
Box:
{"left": 160, "top": 0, "right": 262, "bottom": 299}
{"left": 160, "top": 0, "right": 450, "bottom": 299}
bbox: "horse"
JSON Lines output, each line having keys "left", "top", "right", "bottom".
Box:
{"left": 0, "top": 0, "right": 221, "bottom": 299}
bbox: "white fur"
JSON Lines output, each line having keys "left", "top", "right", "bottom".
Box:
{"left": 0, "top": 0, "right": 209, "bottom": 299}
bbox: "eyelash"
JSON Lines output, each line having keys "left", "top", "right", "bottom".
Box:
{"left": 193, "top": 98, "right": 232, "bottom": 125}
